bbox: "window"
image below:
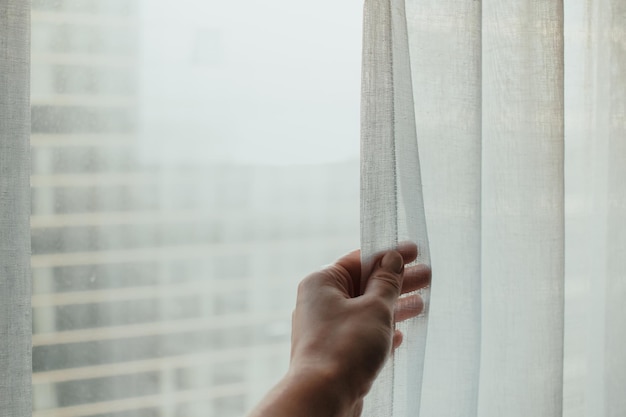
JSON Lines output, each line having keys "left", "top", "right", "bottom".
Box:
{"left": 5, "top": 1, "right": 622, "bottom": 417}
{"left": 29, "top": 1, "right": 361, "bottom": 416}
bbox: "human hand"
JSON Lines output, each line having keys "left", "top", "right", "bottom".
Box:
{"left": 249, "top": 244, "right": 431, "bottom": 417}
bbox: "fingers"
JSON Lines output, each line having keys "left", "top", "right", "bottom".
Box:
{"left": 392, "top": 296, "right": 425, "bottom": 352}
{"left": 396, "top": 242, "right": 418, "bottom": 264}
{"left": 335, "top": 242, "right": 419, "bottom": 278}
{"left": 392, "top": 330, "right": 403, "bottom": 350}
{"left": 351, "top": 399, "right": 364, "bottom": 417}
{"left": 401, "top": 264, "right": 431, "bottom": 294}
{"left": 330, "top": 244, "right": 430, "bottom": 298}
{"left": 334, "top": 249, "right": 361, "bottom": 290}
{"left": 335, "top": 242, "right": 423, "bottom": 296}
{"left": 394, "top": 294, "right": 424, "bottom": 322}
{"left": 363, "top": 251, "right": 404, "bottom": 304}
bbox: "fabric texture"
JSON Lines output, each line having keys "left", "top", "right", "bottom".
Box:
{"left": 0, "top": 1, "right": 623, "bottom": 416}
{"left": 360, "top": 1, "right": 625, "bottom": 417}
{"left": 0, "top": 1, "right": 32, "bottom": 416}
{"left": 406, "top": 1, "right": 483, "bottom": 416}
{"left": 564, "top": 1, "right": 626, "bottom": 416}
{"left": 360, "top": 1, "right": 431, "bottom": 416}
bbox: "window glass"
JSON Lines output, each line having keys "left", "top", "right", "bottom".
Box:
{"left": 31, "top": 1, "right": 361, "bottom": 416}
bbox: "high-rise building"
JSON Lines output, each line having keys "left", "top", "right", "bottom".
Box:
{"left": 30, "top": 1, "right": 360, "bottom": 416}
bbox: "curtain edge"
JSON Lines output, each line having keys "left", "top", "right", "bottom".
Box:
{"left": 0, "top": 1, "right": 32, "bottom": 416}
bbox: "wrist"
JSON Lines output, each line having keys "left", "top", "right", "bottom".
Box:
{"left": 249, "top": 363, "right": 358, "bottom": 417}
{"left": 284, "top": 364, "right": 357, "bottom": 416}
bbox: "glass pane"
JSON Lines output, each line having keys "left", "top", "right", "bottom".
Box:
{"left": 31, "top": 2, "right": 362, "bottom": 416}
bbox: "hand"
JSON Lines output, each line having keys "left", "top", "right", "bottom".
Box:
{"left": 249, "top": 244, "right": 431, "bottom": 417}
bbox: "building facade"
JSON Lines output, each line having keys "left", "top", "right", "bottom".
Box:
{"left": 30, "top": 1, "right": 360, "bottom": 416}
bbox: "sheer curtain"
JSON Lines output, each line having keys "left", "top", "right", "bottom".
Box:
{"left": 0, "top": 1, "right": 32, "bottom": 416}
{"left": 0, "top": 1, "right": 624, "bottom": 417}
{"left": 360, "top": 1, "right": 625, "bottom": 417}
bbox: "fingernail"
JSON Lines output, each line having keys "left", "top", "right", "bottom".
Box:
{"left": 381, "top": 251, "right": 403, "bottom": 274}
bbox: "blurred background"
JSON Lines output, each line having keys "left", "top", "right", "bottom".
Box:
{"left": 28, "top": 1, "right": 604, "bottom": 416}
{"left": 30, "top": 1, "right": 363, "bottom": 416}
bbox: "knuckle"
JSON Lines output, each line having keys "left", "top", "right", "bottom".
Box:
{"left": 325, "top": 265, "right": 353, "bottom": 293}
{"left": 373, "top": 270, "right": 402, "bottom": 293}
{"left": 296, "top": 274, "right": 316, "bottom": 296}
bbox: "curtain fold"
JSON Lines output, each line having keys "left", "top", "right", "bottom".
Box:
{"left": 360, "top": 1, "right": 431, "bottom": 416}
{"left": 0, "top": 0, "right": 32, "bottom": 416}
{"left": 478, "top": 1, "right": 564, "bottom": 416}
{"left": 562, "top": 1, "right": 626, "bottom": 416}
{"left": 405, "top": 1, "right": 482, "bottom": 416}
{"left": 0, "top": 0, "right": 623, "bottom": 416}
{"left": 600, "top": 1, "right": 625, "bottom": 416}
{"left": 478, "top": 2, "right": 565, "bottom": 417}
{"left": 360, "top": 1, "right": 623, "bottom": 416}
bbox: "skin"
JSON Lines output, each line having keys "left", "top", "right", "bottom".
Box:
{"left": 248, "top": 243, "right": 431, "bottom": 417}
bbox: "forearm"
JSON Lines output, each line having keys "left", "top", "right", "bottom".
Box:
{"left": 248, "top": 367, "right": 357, "bottom": 417}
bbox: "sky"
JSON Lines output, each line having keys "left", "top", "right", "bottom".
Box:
{"left": 138, "top": 1, "right": 363, "bottom": 165}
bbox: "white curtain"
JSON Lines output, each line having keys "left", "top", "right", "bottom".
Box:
{"left": 0, "top": 1, "right": 31, "bottom": 416}
{"left": 0, "top": 0, "right": 624, "bottom": 416}
{"left": 360, "top": 1, "right": 431, "bottom": 416}
{"left": 360, "top": 1, "right": 625, "bottom": 417}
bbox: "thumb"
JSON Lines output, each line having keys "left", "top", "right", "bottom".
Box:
{"left": 363, "top": 251, "right": 404, "bottom": 304}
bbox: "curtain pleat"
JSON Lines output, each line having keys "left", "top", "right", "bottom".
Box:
{"left": 562, "top": 2, "right": 593, "bottom": 415}
{"left": 478, "top": 2, "right": 565, "bottom": 417}
{"left": 563, "top": 1, "right": 626, "bottom": 416}
{"left": 404, "top": 2, "right": 482, "bottom": 416}
{"left": 604, "top": 1, "right": 626, "bottom": 416}
{"left": 360, "top": 1, "right": 431, "bottom": 416}
{"left": 362, "top": 1, "right": 566, "bottom": 417}
{"left": 0, "top": 0, "right": 620, "bottom": 416}
{"left": 0, "top": 1, "right": 32, "bottom": 416}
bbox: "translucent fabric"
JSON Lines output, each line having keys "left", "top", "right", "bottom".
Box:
{"left": 360, "top": 1, "right": 430, "bottom": 416}
{"left": 359, "top": 1, "right": 626, "bottom": 417}
{"left": 0, "top": 1, "right": 32, "bottom": 416}
{"left": 563, "top": 2, "right": 626, "bottom": 416}
{"left": 0, "top": 1, "right": 624, "bottom": 417}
